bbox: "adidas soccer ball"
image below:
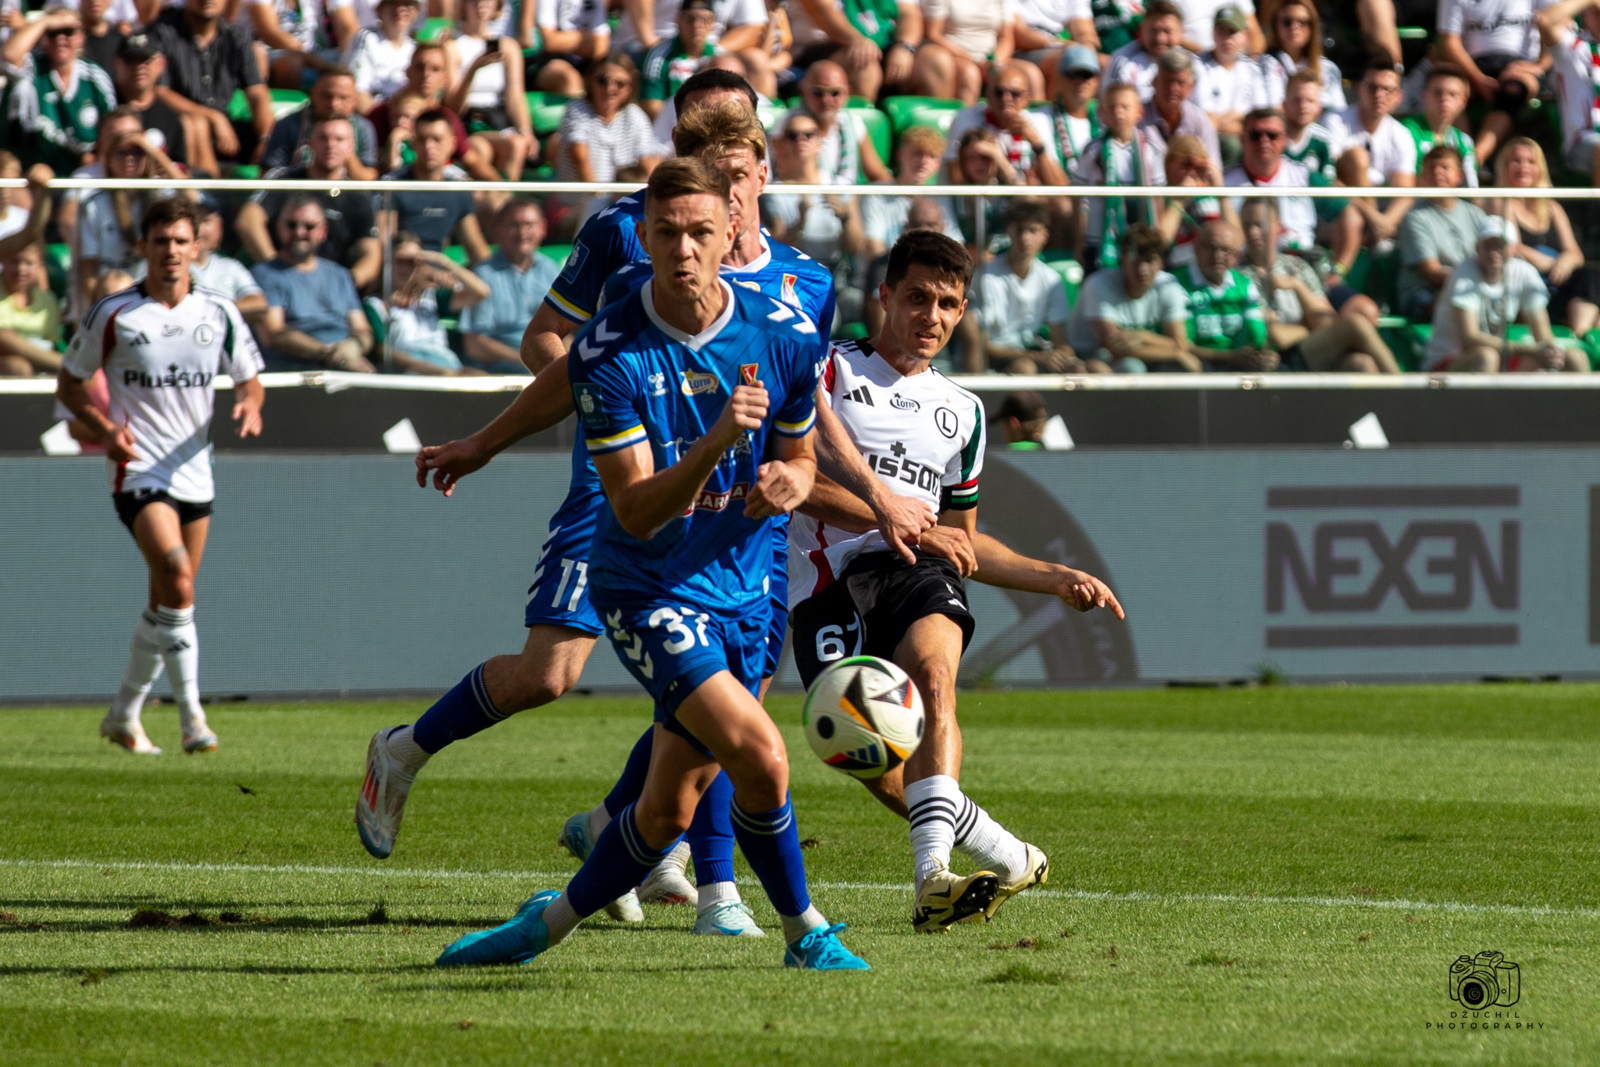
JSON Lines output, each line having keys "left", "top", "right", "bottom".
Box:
{"left": 802, "top": 656, "right": 924, "bottom": 779}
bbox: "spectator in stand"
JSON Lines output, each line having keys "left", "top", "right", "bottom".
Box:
{"left": 1137, "top": 49, "right": 1221, "bottom": 171}
{"left": 78, "top": 120, "right": 190, "bottom": 307}
{"left": 1178, "top": 0, "right": 1263, "bottom": 55}
{"left": 147, "top": 0, "right": 275, "bottom": 165}
{"left": 238, "top": 115, "right": 382, "bottom": 291}
{"left": 239, "top": 0, "right": 335, "bottom": 91}
{"left": 1258, "top": 0, "right": 1344, "bottom": 111}
{"left": 1225, "top": 107, "right": 1317, "bottom": 253}
{"left": 364, "top": 230, "right": 490, "bottom": 375}
{"left": 640, "top": 0, "right": 717, "bottom": 118}
{"left": 252, "top": 194, "right": 377, "bottom": 371}
{"left": 910, "top": 0, "right": 1028, "bottom": 104}
{"left": 1399, "top": 65, "right": 1480, "bottom": 189}
{"left": 1324, "top": 58, "right": 1415, "bottom": 281}
{"left": 972, "top": 199, "right": 1084, "bottom": 374}
{"left": 944, "top": 62, "right": 1068, "bottom": 186}
{"left": 700, "top": 0, "right": 772, "bottom": 97}
{"left": 1540, "top": 0, "right": 1600, "bottom": 185}
{"left": 346, "top": 0, "right": 419, "bottom": 111}
{"left": 1424, "top": 216, "right": 1586, "bottom": 372}
{"left": 1281, "top": 67, "right": 1337, "bottom": 180}
{"left": 1239, "top": 197, "right": 1398, "bottom": 371}
{"left": 445, "top": 0, "right": 538, "bottom": 180}
{"left": 366, "top": 44, "right": 502, "bottom": 180}
{"left": 1492, "top": 137, "right": 1599, "bottom": 337}
{"left": 1397, "top": 143, "right": 1486, "bottom": 321}
{"left": 764, "top": 0, "right": 794, "bottom": 84}
{"left": 0, "top": 153, "right": 27, "bottom": 241}
{"left": 862, "top": 126, "right": 962, "bottom": 257}
{"left": 113, "top": 34, "right": 211, "bottom": 173}
{"left": 765, "top": 111, "right": 865, "bottom": 270}
{"left": 1070, "top": 82, "right": 1162, "bottom": 271}
{"left": 786, "top": 0, "right": 922, "bottom": 100}
{"left": 261, "top": 66, "right": 380, "bottom": 178}
{"left": 2, "top": 6, "right": 116, "bottom": 176}
{"left": 1066, "top": 223, "right": 1198, "bottom": 371}
{"left": 0, "top": 161, "right": 54, "bottom": 258}
{"left": 1103, "top": 0, "right": 1186, "bottom": 104}
{"left": 459, "top": 197, "right": 559, "bottom": 373}
{"left": 861, "top": 195, "right": 945, "bottom": 336}
{"left": 381, "top": 108, "right": 491, "bottom": 260}
{"left": 948, "top": 126, "right": 1015, "bottom": 259}
{"left": 1157, "top": 133, "right": 1232, "bottom": 267}
{"left": 181, "top": 199, "right": 267, "bottom": 317}
{"left": 1170, "top": 218, "right": 1276, "bottom": 370}
{"left": 79, "top": 0, "right": 125, "bottom": 74}
{"left": 379, "top": 86, "right": 429, "bottom": 169}
{"left": 1011, "top": 0, "right": 1099, "bottom": 98}
{"left": 1042, "top": 44, "right": 1100, "bottom": 171}
{"left": 552, "top": 55, "right": 663, "bottom": 234}
{"left": 1196, "top": 5, "right": 1262, "bottom": 164}
{"left": 993, "top": 389, "right": 1049, "bottom": 448}
{"left": 1090, "top": 0, "right": 1142, "bottom": 54}
{"left": 529, "top": 0, "right": 611, "bottom": 97}
{"left": 1436, "top": 0, "right": 1549, "bottom": 167}
{"left": 53, "top": 108, "right": 143, "bottom": 257}
{"left": 789, "top": 60, "right": 890, "bottom": 183}
{"left": 326, "top": 0, "right": 383, "bottom": 50}
{"left": 0, "top": 241, "right": 63, "bottom": 376}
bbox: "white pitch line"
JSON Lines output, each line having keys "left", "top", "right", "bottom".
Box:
{"left": 1, "top": 857, "right": 1595, "bottom": 920}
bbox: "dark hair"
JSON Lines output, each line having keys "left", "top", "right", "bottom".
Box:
{"left": 279, "top": 193, "right": 327, "bottom": 220}
{"left": 393, "top": 229, "right": 423, "bottom": 248}
{"left": 315, "top": 64, "right": 355, "bottom": 82}
{"left": 1118, "top": 222, "right": 1168, "bottom": 263}
{"left": 995, "top": 390, "right": 1047, "bottom": 423}
{"left": 1142, "top": 0, "right": 1184, "bottom": 22}
{"left": 673, "top": 66, "right": 759, "bottom": 117}
{"left": 414, "top": 107, "right": 454, "bottom": 132}
{"left": 1423, "top": 143, "right": 1463, "bottom": 168}
{"left": 1242, "top": 106, "right": 1285, "bottom": 129}
{"left": 884, "top": 230, "right": 974, "bottom": 294}
{"left": 1361, "top": 55, "right": 1401, "bottom": 80}
{"left": 1425, "top": 63, "right": 1470, "bottom": 87}
{"left": 141, "top": 196, "right": 200, "bottom": 237}
{"left": 1004, "top": 199, "right": 1051, "bottom": 233}
{"left": 645, "top": 156, "right": 733, "bottom": 210}
{"left": 497, "top": 194, "right": 543, "bottom": 225}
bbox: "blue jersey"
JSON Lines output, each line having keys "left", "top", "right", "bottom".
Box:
{"left": 543, "top": 191, "right": 647, "bottom": 325}
{"left": 570, "top": 280, "right": 825, "bottom": 614}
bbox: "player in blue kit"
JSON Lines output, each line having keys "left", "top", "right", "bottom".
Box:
{"left": 435, "top": 158, "right": 868, "bottom": 972}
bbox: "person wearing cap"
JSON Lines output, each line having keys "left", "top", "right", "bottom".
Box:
{"left": 0, "top": 5, "right": 116, "bottom": 176}
{"left": 993, "top": 390, "right": 1050, "bottom": 449}
{"left": 640, "top": 0, "right": 719, "bottom": 119}
{"left": 1397, "top": 143, "right": 1486, "bottom": 322}
{"left": 1044, "top": 44, "right": 1101, "bottom": 170}
{"left": 345, "top": 0, "right": 420, "bottom": 112}
{"left": 1102, "top": 0, "right": 1188, "bottom": 105}
{"left": 146, "top": 0, "right": 275, "bottom": 165}
{"left": 943, "top": 61, "right": 1068, "bottom": 187}
{"left": 1425, "top": 215, "right": 1585, "bottom": 373}
{"left": 113, "top": 34, "right": 201, "bottom": 172}
{"left": 1175, "top": 0, "right": 1262, "bottom": 56}
{"left": 1196, "top": 4, "right": 1263, "bottom": 161}
{"left": 1137, "top": 49, "right": 1221, "bottom": 172}
{"left": 1010, "top": 0, "right": 1100, "bottom": 99}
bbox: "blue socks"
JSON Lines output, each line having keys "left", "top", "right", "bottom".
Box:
{"left": 603, "top": 727, "right": 655, "bottom": 817}
{"left": 567, "top": 803, "right": 676, "bottom": 917}
{"left": 412, "top": 663, "right": 506, "bottom": 755}
{"left": 686, "top": 772, "right": 736, "bottom": 887}
{"left": 731, "top": 794, "right": 811, "bottom": 918}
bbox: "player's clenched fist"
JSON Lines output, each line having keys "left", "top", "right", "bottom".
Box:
{"left": 709, "top": 382, "right": 768, "bottom": 449}
{"left": 745, "top": 459, "right": 814, "bottom": 519}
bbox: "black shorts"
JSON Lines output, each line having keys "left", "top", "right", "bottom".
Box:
{"left": 113, "top": 489, "right": 213, "bottom": 534}
{"left": 790, "top": 552, "right": 976, "bottom": 690}
{"left": 1475, "top": 53, "right": 1536, "bottom": 112}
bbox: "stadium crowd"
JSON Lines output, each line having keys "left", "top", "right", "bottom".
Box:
{"left": 3, "top": 0, "right": 1600, "bottom": 376}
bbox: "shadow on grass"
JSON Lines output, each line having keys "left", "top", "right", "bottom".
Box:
{"left": 0, "top": 963, "right": 437, "bottom": 978}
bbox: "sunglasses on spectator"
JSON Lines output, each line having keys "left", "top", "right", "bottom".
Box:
{"left": 45, "top": 26, "right": 80, "bottom": 37}
{"left": 806, "top": 87, "right": 844, "bottom": 98}
{"left": 992, "top": 86, "right": 1028, "bottom": 98}
{"left": 1246, "top": 129, "right": 1285, "bottom": 142}
{"left": 784, "top": 128, "right": 819, "bottom": 141}
{"left": 1062, "top": 70, "right": 1096, "bottom": 80}
{"left": 1277, "top": 15, "right": 1311, "bottom": 26}
{"left": 283, "top": 221, "right": 322, "bottom": 233}
{"left": 111, "top": 146, "right": 145, "bottom": 160}
{"left": 594, "top": 75, "right": 632, "bottom": 89}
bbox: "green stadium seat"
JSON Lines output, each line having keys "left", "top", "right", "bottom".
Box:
{"left": 1041, "top": 251, "right": 1084, "bottom": 308}
{"left": 526, "top": 92, "right": 575, "bottom": 136}
{"left": 230, "top": 165, "right": 261, "bottom": 180}
{"left": 45, "top": 242, "right": 70, "bottom": 302}
{"left": 442, "top": 245, "right": 468, "bottom": 266}
{"left": 227, "top": 88, "right": 309, "bottom": 122}
{"left": 853, "top": 107, "right": 891, "bottom": 171}
{"left": 541, "top": 242, "right": 574, "bottom": 267}
{"left": 882, "top": 96, "right": 964, "bottom": 138}
{"left": 416, "top": 16, "right": 452, "bottom": 42}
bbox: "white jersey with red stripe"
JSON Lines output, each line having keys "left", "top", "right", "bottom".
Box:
{"left": 786, "top": 339, "right": 986, "bottom": 610}
{"left": 64, "top": 283, "right": 264, "bottom": 502}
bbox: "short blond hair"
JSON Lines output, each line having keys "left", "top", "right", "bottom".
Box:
{"left": 900, "top": 125, "right": 946, "bottom": 156}
{"left": 646, "top": 156, "right": 732, "bottom": 210}
{"left": 673, "top": 99, "right": 768, "bottom": 163}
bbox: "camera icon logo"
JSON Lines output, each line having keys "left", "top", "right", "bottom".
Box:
{"left": 1449, "top": 951, "right": 1521, "bottom": 1008}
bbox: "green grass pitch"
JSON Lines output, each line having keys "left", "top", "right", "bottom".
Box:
{"left": 3, "top": 685, "right": 1599, "bottom": 1065}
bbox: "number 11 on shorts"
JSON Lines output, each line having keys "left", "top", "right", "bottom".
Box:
{"left": 551, "top": 558, "right": 588, "bottom": 613}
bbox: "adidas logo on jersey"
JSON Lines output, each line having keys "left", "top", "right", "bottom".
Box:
{"left": 843, "top": 386, "right": 874, "bottom": 406}
{"left": 126, "top": 331, "right": 152, "bottom": 346}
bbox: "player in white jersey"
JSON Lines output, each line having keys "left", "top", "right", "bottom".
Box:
{"left": 788, "top": 230, "right": 1126, "bottom": 932}
{"left": 57, "top": 197, "right": 266, "bottom": 756}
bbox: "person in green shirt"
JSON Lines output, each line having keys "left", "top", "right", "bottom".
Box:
{"left": 1400, "top": 65, "right": 1481, "bottom": 188}
{"left": 1, "top": 8, "right": 116, "bottom": 177}
{"left": 1175, "top": 219, "right": 1276, "bottom": 370}
{"left": 639, "top": 0, "right": 718, "bottom": 119}
{"left": 993, "top": 390, "right": 1049, "bottom": 449}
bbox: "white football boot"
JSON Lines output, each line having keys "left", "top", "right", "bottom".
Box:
{"left": 637, "top": 841, "right": 698, "bottom": 906}
{"left": 101, "top": 716, "right": 161, "bottom": 755}
{"left": 356, "top": 728, "right": 416, "bottom": 859}
{"left": 558, "top": 811, "right": 644, "bottom": 922}
{"left": 180, "top": 707, "right": 218, "bottom": 753}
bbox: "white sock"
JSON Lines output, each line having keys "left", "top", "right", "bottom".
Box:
{"left": 385, "top": 724, "right": 430, "bottom": 775}
{"left": 108, "top": 611, "right": 164, "bottom": 724}
{"left": 587, "top": 802, "right": 611, "bottom": 841}
{"left": 779, "top": 904, "right": 826, "bottom": 943}
{"left": 696, "top": 880, "right": 741, "bottom": 913}
{"left": 542, "top": 893, "right": 582, "bottom": 945}
{"left": 905, "top": 774, "right": 962, "bottom": 892}
{"left": 659, "top": 839, "right": 690, "bottom": 874}
{"left": 952, "top": 794, "right": 1030, "bottom": 883}
{"left": 154, "top": 605, "right": 203, "bottom": 730}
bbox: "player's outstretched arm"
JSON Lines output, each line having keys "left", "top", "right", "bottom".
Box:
{"left": 415, "top": 356, "right": 578, "bottom": 496}
{"left": 232, "top": 376, "right": 265, "bottom": 438}
{"left": 597, "top": 383, "right": 769, "bottom": 539}
{"left": 811, "top": 396, "right": 933, "bottom": 564}
{"left": 971, "top": 530, "right": 1126, "bottom": 618}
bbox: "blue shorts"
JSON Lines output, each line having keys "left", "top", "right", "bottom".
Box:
{"left": 524, "top": 497, "right": 603, "bottom": 635}
{"left": 765, "top": 527, "right": 789, "bottom": 678}
{"left": 597, "top": 599, "right": 771, "bottom": 755}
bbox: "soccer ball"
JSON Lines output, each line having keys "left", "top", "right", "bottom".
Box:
{"left": 802, "top": 656, "right": 924, "bottom": 779}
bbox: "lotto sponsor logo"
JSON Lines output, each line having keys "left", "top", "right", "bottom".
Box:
{"left": 123, "top": 366, "right": 215, "bottom": 389}
{"left": 680, "top": 369, "right": 719, "bottom": 396}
